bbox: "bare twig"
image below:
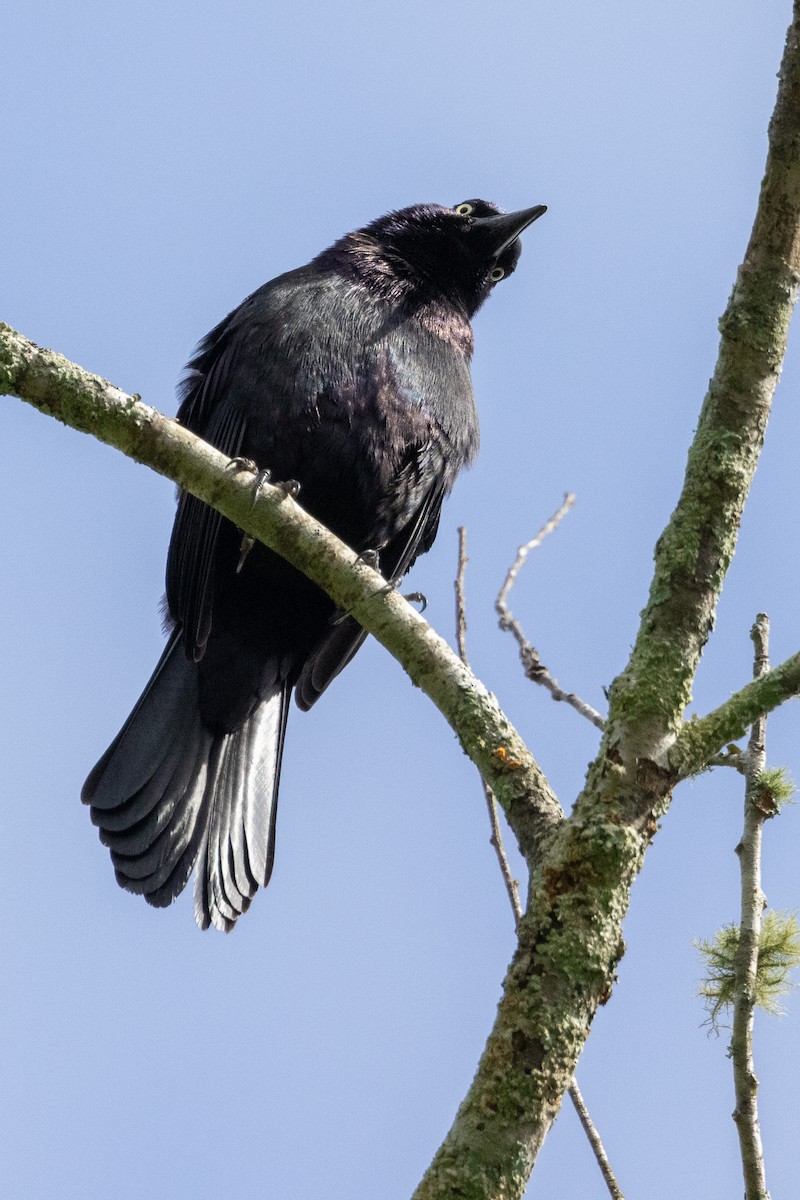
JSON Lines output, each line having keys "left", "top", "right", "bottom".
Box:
{"left": 454, "top": 526, "right": 470, "bottom": 666}
{"left": 569, "top": 1078, "right": 625, "bottom": 1200}
{"left": 495, "top": 494, "right": 606, "bottom": 730}
{"left": 495, "top": 492, "right": 576, "bottom": 613}
{"left": 707, "top": 749, "right": 749, "bottom": 773}
{"left": 456, "top": 529, "right": 624, "bottom": 1200}
{"left": 455, "top": 528, "right": 523, "bottom": 924}
{"left": 732, "top": 615, "right": 772, "bottom": 1200}
{"left": 481, "top": 777, "right": 523, "bottom": 927}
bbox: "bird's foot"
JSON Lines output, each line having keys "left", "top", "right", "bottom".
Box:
{"left": 369, "top": 574, "right": 428, "bottom": 613}
{"left": 227, "top": 458, "right": 273, "bottom": 509}
{"left": 356, "top": 548, "right": 381, "bottom": 570}
{"left": 227, "top": 458, "right": 300, "bottom": 504}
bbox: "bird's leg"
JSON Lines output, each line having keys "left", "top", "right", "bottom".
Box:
{"left": 227, "top": 459, "right": 266, "bottom": 571}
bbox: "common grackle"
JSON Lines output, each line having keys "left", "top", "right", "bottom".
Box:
{"left": 82, "top": 198, "right": 546, "bottom": 930}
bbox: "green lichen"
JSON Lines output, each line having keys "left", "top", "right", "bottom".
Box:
{"left": 696, "top": 911, "right": 800, "bottom": 1030}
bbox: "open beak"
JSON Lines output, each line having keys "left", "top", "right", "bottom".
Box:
{"left": 472, "top": 204, "right": 547, "bottom": 258}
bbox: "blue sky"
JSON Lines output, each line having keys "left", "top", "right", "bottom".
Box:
{"left": 3, "top": 2, "right": 799, "bottom": 1197}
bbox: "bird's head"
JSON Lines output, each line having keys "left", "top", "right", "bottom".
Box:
{"left": 318, "top": 199, "right": 546, "bottom": 319}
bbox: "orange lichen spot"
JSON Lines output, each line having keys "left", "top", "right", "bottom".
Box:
{"left": 494, "top": 746, "right": 522, "bottom": 769}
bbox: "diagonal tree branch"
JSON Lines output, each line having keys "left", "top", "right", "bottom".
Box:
{"left": 605, "top": 3, "right": 800, "bottom": 771}
{"left": 0, "top": 321, "right": 563, "bottom": 863}
{"left": 667, "top": 649, "right": 800, "bottom": 778}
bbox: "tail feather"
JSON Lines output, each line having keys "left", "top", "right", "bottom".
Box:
{"left": 84, "top": 633, "right": 194, "bottom": 807}
{"left": 146, "top": 809, "right": 213, "bottom": 911}
{"left": 83, "top": 632, "right": 289, "bottom": 931}
{"left": 193, "top": 683, "right": 289, "bottom": 932}
{"left": 205, "top": 739, "right": 246, "bottom": 928}
{"left": 239, "top": 683, "right": 289, "bottom": 887}
{"left": 110, "top": 759, "right": 210, "bottom": 888}
{"left": 94, "top": 715, "right": 207, "bottom": 846}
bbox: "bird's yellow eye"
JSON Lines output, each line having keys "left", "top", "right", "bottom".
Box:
{"left": 455, "top": 203, "right": 474, "bottom": 216}
{"left": 490, "top": 266, "right": 505, "bottom": 282}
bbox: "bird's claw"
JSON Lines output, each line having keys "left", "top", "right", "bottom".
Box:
{"left": 403, "top": 590, "right": 427, "bottom": 613}
{"left": 249, "top": 468, "right": 275, "bottom": 508}
{"left": 236, "top": 534, "right": 255, "bottom": 574}
{"left": 356, "top": 548, "right": 381, "bottom": 569}
{"left": 275, "top": 478, "right": 301, "bottom": 499}
{"left": 227, "top": 457, "right": 273, "bottom": 509}
{"left": 228, "top": 456, "right": 259, "bottom": 474}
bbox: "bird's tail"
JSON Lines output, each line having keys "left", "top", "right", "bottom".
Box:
{"left": 82, "top": 631, "right": 289, "bottom": 931}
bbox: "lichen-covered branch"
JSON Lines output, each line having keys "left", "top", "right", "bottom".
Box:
{"left": 732, "top": 616, "right": 771, "bottom": 1200}
{"left": 0, "top": 321, "right": 562, "bottom": 858}
{"left": 414, "top": 9, "right": 800, "bottom": 1197}
{"left": 458, "top": 530, "right": 625, "bottom": 1199}
{"left": 667, "top": 649, "right": 800, "bottom": 778}
{"left": 605, "top": 4, "right": 800, "bottom": 768}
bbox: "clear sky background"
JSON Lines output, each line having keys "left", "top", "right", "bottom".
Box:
{"left": 3, "top": 3, "right": 799, "bottom": 1197}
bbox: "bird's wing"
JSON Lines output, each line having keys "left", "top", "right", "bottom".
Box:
{"left": 295, "top": 315, "right": 475, "bottom": 712}
{"left": 294, "top": 456, "right": 446, "bottom": 712}
{"left": 166, "top": 336, "right": 247, "bottom": 660}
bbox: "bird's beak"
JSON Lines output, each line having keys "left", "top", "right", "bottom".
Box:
{"left": 472, "top": 204, "right": 547, "bottom": 258}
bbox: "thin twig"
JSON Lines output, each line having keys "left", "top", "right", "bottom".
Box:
{"left": 732, "top": 614, "right": 772, "bottom": 1200}
{"left": 495, "top": 494, "right": 606, "bottom": 730}
{"left": 707, "top": 750, "right": 749, "bottom": 773}
{"left": 569, "top": 1078, "right": 625, "bottom": 1200}
{"left": 455, "top": 526, "right": 470, "bottom": 666}
{"left": 456, "top": 528, "right": 624, "bottom": 1200}
{"left": 496, "top": 492, "right": 576, "bottom": 612}
{"left": 455, "top": 528, "right": 523, "bottom": 924}
{"left": 482, "top": 775, "right": 523, "bottom": 928}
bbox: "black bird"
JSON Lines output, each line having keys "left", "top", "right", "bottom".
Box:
{"left": 82, "top": 198, "right": 546, "bottom": 931}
